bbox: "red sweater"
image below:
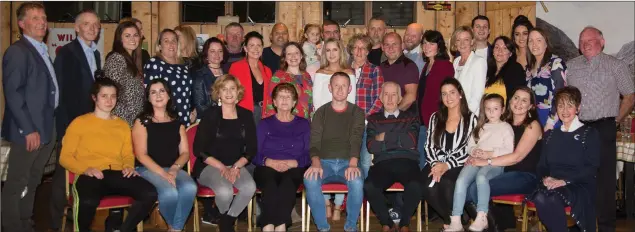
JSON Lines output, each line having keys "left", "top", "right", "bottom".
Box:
{"left": 418, "top": 60, "right": 455, "bottom": 127}
{"left": 229, "top": 58, "right": 273, "bottom": 112}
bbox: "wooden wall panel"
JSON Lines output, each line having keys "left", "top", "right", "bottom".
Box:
{"left": 456, "top": 2, "right": 479, "bottom": 28}
{"left": 0, "top": 1, "right": 9, "bottom": 120}
{"left": 158, "top": 2, "right": 180, "bottom": 33}
{"left": 150, "top": 1, "right": 159, "bottom": 55}
{"left": 132, "top": 1, "right": 153, "bottom": 54}
{"left": 436, "top": 2, "right": 456, "bottom": 47}
{"left": 11, "top": 1, "right": 24, "bottom": 43}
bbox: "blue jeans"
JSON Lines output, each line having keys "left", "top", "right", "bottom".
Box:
{"left": 418, "top": 125, "right": 427, "bottom": 169}
{"left": 452, "top": 165, "right": 504, "bottom": 215}
{"left": 467, "top": 171, "right": 538, "bottom": 203}
{"left": 137, "top": 167, "right": 197, "bottom": 230}
{"left": 304, "top": 159, "right": 364, "bottom": 231}
{"left": 359, "top": 130, "right": 372, "bottom": 179}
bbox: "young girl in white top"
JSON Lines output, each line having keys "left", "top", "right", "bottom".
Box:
{"left": 449, "top": 93, "right": 514, "bottom": 231}
{"left": 301, "top": 24, "right": 322, "bottom": 78}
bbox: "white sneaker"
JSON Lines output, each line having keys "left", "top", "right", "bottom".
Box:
{"left": 468, "top": 212, "right": 488, "bottom": 231}
{"left": 447, "top": 215, "right": 464, "bottom": 231}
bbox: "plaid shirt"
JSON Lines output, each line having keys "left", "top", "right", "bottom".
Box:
{"left": 355, "top": 61, "right": 384, "bottom": 116}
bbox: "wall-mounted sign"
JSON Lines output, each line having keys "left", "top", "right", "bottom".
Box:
{"left": 424, "top": 2, "right": 452, "bottom": 11}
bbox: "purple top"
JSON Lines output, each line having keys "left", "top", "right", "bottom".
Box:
{"left": 253, "top": 115, "right": 311, "bottom": 167}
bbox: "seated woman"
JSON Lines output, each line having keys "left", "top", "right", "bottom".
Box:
{"left": 132, "top": 79, "right": 197, "bottom": 232}
{"left": 465, "top": 86, "right": 542, "bottom": 231}
{"left": 193, "top": 74, "right": 257, "bottom": 232}
{"left": 254, "top": 83, "right": 311, "bottom": 231}
{"left": 527, "top": 86, "right": 600, "bottom": 232}
{"left": 59, "top": 78, "right": 158, "bottom": 232}
{"left": 422, "top": 78, "right": 477, "bottom": 230}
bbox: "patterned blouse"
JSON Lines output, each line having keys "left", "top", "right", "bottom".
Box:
{"left": 526, "top": 54, "right": 567, "bottom": 129}
{"left": 144, "top": 56, "right": 193, "bottom": 127}
{"left": 263, "top": 70, "right": 313, "bottom": 119}
{"left": 104, "top": 52, "right": 145, "bottom": 127}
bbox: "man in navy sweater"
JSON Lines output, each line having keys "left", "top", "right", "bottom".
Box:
{"left": 364, "top": 81, "right": 423, "bottom": 232}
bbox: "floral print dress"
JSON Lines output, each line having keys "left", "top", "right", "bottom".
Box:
{"left": 526, "top": 55, "right": 567, "bottom": 129}
{"left": 263, "top": 70, "right": 313, "bottom": 119}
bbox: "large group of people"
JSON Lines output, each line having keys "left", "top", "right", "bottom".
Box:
{"left": 1, "top": 2, "right": 634, "bottom": 232}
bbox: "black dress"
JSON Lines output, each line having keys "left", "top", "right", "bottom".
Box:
{"left": 527, "top": 125, "right": 600, "bottom": 232}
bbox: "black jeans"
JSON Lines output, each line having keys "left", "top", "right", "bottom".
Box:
{"left": 364, "top": 159, "right": 423, "bottom": 227}
{"left": 253, "top": 165, "right": 305, "bottom": 227}
{"left": 421, "top": 164, "right": 463, "bottom": 225}
{"left": 73, "top": 170, "right": 157, "bottom": 232}
{"left": 582, "top": 119, "right": 616, "bottom": 232}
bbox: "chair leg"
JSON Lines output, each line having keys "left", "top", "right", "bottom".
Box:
{"left": 365, "top": 200, "right": 370, "bottom": 232}
{"left": 193, "top": 198, "right": 200, "bottom": 232}
{"left": 301, "top": 191, "right": 306, "bottom": 232}
{"left": 137, "top": 221, "right": 144, "bottom": 232}
{"left": 61, "top": 206, "right": 67, "bottom": 232}
{"left": 359, "top": 203, "right": 364, "bottom": 232}
{"left": 521, "top": 206, "right": 528, "bottom": 232}
{"left": 425, "top": 201, "right": 429, "bottom": 231}
{"left": 247, "top": 198, "right": 253, "bottom": 232}
{"left": 417, "top": 201, "right": 422, "bottom": 232}
{"left": 253, "top": 195, "right": 258, "bottom": 231}
{"left": 306, "top": 205, "right": 311, "bottom": 231}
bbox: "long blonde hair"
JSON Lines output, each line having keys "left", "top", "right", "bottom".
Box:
{"left": 174, "top": 25, "right": 198, "bottom": 58}
{"left": 319, "top": 38, "right": 350, "bottom": 70}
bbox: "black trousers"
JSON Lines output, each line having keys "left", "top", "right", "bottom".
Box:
{"left": 583, "top": 119, "right": 616, "bottom": 232}
{"left": 364, "top": 159, "right": 423, "bottom": 227}
{"left": 421, "top": 164, "right": 463, "bottom": 225}
{"left": 253, "top": 165, "right": 305, "bottom": 227}
{"left": 73, "top": 170, "right": 157, "bottom": 232}
{"left": 533, "top": 190, "right": 569, "bottom": 231}
{"left": 1, "top": 128, "right": 57, "bottom": 232}
{"left": 49, "top": 142, "right": 67, "bottom": 230}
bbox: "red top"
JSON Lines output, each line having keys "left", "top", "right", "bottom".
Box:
{"left": 229, "top": 58, "right": 273, "bottom": 112}
{"left": 418, "top": 60, "right": 455, "bottom": 127}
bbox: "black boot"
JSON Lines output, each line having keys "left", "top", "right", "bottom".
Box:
{"left": 219, "top": 214, "right": 237, "bottom": 232}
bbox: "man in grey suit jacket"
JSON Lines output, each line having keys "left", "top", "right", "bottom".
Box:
{"left": 1, "top": 3, "right": 58, "bottom": 231}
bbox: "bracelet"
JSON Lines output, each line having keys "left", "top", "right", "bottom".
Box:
{"left": 172, "top": 163, "right": 181, "bottom": 169}
{"left": 231, "top": 165, "right": 240, "bottom": 170}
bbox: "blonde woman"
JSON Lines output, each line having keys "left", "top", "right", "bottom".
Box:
{"left": 312, "top": 38, "right": 356, "bottom": 111}
{"left": 174, "top": 25, "right": 199, "bottom": 69}
{"left": 451, "top": 26, "right": 487, "bottom": 114}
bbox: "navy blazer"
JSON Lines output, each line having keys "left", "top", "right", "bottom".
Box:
{"left": 2, "top": 38, "right": 57, "bottom": 145}
{"left": 54, "top": 39, "right": 101, "bottom": 138}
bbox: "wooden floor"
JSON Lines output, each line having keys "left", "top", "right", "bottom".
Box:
{"left": 29, "top": 180, "right": 635, "bottom": 231}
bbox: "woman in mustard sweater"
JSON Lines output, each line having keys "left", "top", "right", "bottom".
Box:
{"left": 59, "top": 78, "right": 158, "bottom": 232}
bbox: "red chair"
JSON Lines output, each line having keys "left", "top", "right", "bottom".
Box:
{"left": 524, "top": 200, "right": 572, "bottom": 232}
{"left": 186, "top": 123, "right": 253, "bottom": 232}
{"left": 363, "top": 183, "right": 425, "bottom": 232}
{"left": 60, "top": 171, "right": 144, "bottom": 232}
{"left": 491, "top": 194, "right": 527, "bottom": 230}
{"left": 304, "top": 183, "right": 364, "bottom": 231}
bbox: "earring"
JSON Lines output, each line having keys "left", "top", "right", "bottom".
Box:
{"left": 218, "top": 98, "right": 222, "bottom": 106}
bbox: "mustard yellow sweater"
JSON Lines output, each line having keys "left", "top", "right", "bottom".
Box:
{"left": 60, "top": 113, "right": 135, "bottom": 174}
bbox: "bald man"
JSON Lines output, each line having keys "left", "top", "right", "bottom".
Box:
{"left": 262, "top": 23, "right": 289, "bottom": 73}
{"left": 403, "top": 23, "right": 425, "bottom": 75}
{"left": 381, "top": 32, "right": 419, "bottom": 112}
{"left": 567, "top": 26, "right": 635, "bottom": 232}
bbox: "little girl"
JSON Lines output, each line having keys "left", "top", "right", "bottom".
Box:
{"left": 301, "top": 24, "right": 322, "bottom": 78}
{"left": 449, "top": 94, "right": 514, "bottom": 231}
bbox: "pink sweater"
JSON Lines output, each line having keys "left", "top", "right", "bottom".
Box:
{"left": 467, "top": 121, "right": 515, "bottom": 158}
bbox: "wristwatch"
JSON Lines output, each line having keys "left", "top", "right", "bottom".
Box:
{"left": 487, "top": 158, "right": 492, "bottom": 166}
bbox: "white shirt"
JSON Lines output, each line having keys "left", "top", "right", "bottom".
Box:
{"left": 475, "top": 46, "right": 489, "bottom": 59}
{"left": 312, "top": 72, "right": 357, "bottom": 110}
{"left": 384, "top": 109, "right": 400, "bottom": 118}
{"left": 561, "top": 116, "right": 584, "bottom": 132}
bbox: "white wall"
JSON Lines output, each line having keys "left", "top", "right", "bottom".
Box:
{"left": 537, "top": 2, "right": 635, "bottom": 54}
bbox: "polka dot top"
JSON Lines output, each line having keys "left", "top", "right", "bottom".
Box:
{"left": 143, "top": 56, "right": 193, "bottom": 127}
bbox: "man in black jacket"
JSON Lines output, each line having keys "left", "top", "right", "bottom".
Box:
{"left": 49, "top": 9, "right": 102, "bottom": 232}
{"left": 364, "top": 82, "right": 423, "bottom": 232}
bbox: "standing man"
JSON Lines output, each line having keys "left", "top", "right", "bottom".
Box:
{"left": 567, "top": 26, "right": 635, "bottom": 232}
{"left": 472, "top": 15, "right": 492, "bottom": 60}
{"left": 48, "top": 9, "right": 102, "bottom": 232}
{"left": 381, "top": 33, "right": 419, "bottom": 112}
{"left": 223, "top": 22, "right": 245, "bottom": 72}
{"left": 262, "top": 23, "right": 289, "bottom": 73}
{"left": 1, "top": 3, "right": 59, "bottom": 231}
{"left": 322, "top": 19, "right": 342, "bottom": 41}
{"left": 403, "top": 23, "right": 425, "bottom": 75}
{"left": 367, "top": 17, "right": 387, "bottom": 66}
{"left": 364, "top": 82, "right": 422, "bottom": 232}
